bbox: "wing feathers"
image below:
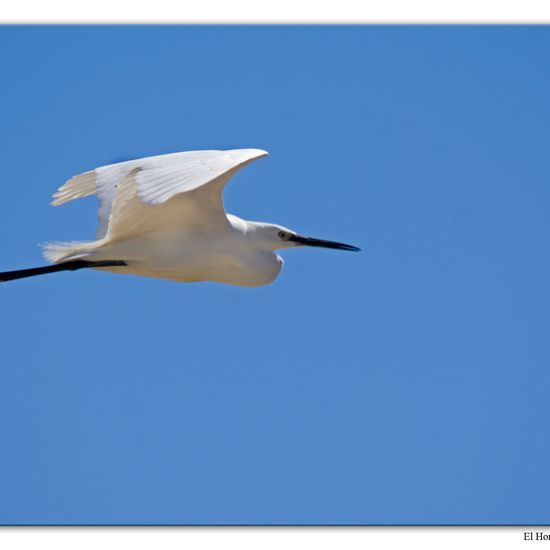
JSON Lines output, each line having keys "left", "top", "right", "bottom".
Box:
{"left": 51, "top": 171, "right": 96, "bottom": 206}
{"left": 135, "top": 149, "right": 267, "bottom": 205}
{"left": 49, "top": 148, "right": 268, "bottom": 240}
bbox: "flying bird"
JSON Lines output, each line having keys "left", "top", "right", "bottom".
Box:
{"left": 0, "top": 149, "right": 359, "bottom": 286}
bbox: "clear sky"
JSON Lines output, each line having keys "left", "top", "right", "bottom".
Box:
{"left": 0, "top": 25, "right": 549, "bottom": 525}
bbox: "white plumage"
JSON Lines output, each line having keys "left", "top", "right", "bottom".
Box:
{"left": 4, "top": 148, "right": 359, "bottom": 287}
{"left": 51, "top": 149, "right": 266, "bottom": 240}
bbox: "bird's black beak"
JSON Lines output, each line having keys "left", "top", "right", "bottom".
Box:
{"left": 289, "top": 234, "right": 360, "bottom": 251}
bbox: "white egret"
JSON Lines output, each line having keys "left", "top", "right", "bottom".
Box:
{"left": 0, "top": 149, "right": 359, "bottom": 286}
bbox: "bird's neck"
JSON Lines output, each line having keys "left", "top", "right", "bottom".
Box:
{"left": 227, "top": 215, "right": 278, "bottom": 252}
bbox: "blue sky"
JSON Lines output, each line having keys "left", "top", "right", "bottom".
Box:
{"left": 0, "top": 25, "right": 549, "bottom": 524}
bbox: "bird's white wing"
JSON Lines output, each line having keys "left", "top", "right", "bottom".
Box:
{"left": 52, "top": 149, "right": 268, "bottom": 240}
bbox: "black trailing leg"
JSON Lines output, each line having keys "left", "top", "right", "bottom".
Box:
{"left": 0, "top": 260, "right": 127, "bottom": 283}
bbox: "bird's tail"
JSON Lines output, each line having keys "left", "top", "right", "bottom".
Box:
{"left": 41, "top": 240, "right": 102, "bottom": 263}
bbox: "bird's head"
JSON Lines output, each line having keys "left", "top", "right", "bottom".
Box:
{"left": 249, "top": 222, "right": 360, "bottom": 253}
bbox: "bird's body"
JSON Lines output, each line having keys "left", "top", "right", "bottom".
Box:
{"left": 1, "top": 149, "right": 359, "bottom": 285}
{"left": 87, "top": 214, "right": 284, "bottom": 286}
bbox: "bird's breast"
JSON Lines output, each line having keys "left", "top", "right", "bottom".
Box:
{"left": 99, "top": 233, "right": 283, "bottom": 287}
{"left": 200, "top": 250, "right": 283, "bottom": 287}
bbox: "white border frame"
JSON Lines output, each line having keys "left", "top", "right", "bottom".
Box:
{"left": 1, "top": 0, "right": 550, "bottom": 23}
{"left": 0, "top": 5, "right": 548, "bottom": 548}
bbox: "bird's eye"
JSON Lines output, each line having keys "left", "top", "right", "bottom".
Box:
{"left": 278, "top": 231, "right": 288, "bottom": 240}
